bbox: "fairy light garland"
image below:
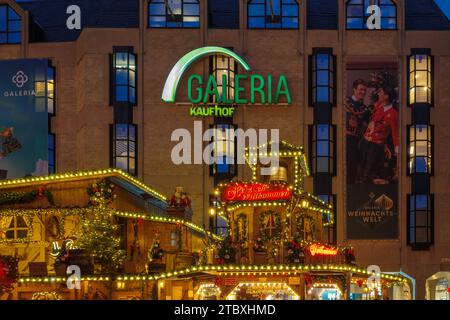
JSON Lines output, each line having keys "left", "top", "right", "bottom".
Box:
{"left": 0, "top": 208, "right": 222, "bottom": 242}
{"left": 18, "top": 264, "right": 409, "bottom": 285}
{"left": 0, "top": 168, "right": 166, "bottom": 202}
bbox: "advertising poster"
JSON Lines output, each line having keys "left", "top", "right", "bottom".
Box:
{"left": 0, "top": 59, "right": 49, "bottom": 180}
{"left": 345, "top": 61, "right": 399, "bottom": 239}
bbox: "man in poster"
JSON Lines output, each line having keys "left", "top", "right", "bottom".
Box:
{"left": 359, "top": 86, "right": 399, "bottom": 184}
{"left": 345, "top": 79, "right": 370, "bottom": 184}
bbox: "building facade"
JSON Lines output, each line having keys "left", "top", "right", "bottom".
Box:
{"left": 0, "top": 0, "right": 449, "bottom": 299}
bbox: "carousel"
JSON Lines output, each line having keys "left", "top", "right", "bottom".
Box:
{"left": 187, "top": 141, "right": 411, "bottom": 300}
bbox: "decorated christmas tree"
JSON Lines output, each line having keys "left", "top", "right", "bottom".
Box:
{"left": 77, "top": 180, "right": 126, "bottom": 274}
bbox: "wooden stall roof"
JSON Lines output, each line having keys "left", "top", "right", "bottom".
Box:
{"left": 0, "top": 168, "right": 167, "bottom": 202}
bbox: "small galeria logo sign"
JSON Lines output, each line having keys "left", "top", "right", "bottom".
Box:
{"left": 161, "top": 46, "right": 291, "bottom": 117}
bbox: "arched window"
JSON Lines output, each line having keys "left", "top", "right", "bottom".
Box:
{"left": 148, "top": 0, "right": 200, "bottom": 28}
{"left": 0, "top": 4, "right": 21, "bottom": 44}
{"left": 248, "top": 0, "right": 299, "bottom": 29}
{"left": 346, "top": 0, "right": 397, "bottom": 30}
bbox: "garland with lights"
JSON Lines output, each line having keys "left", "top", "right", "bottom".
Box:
{"left": 31, "top": 291, "right": 63, "bottom": 300}
{"left": 253, "top": 237, "right": 267, "bottom": 253}
{"left": 259, "top": 210, "right": 282, "bottom": 243}
{"left": 87, "top": 180, "right": 117, "bottom": 206}
{"left": 0, "top": 187, "right": 54, "bottom": 206}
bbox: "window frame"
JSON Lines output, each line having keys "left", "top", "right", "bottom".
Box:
{"left": 0, "top": 4, "right": 22, "bottom": 44}
{"left": 209, "top": 121, "right": 238, "bottom": 184}
{"left": 210, "top": 54, "right": 238, "bottom": 103}
{"left": 407, "top": 194, "right": 434, "bottom": 249}
{"left": 407, "top": 52, "right": 433, "bottom": 106}
{"left": 345, "top": 0, "right": 397, "bottom": 30}
{"left": 407, "top": 124, "right": 434, "bottom": 176}
{"left": 110, "top": 123, "right": 138, "bottom": 176}
{"left": 309, "top": 48, "right": 336, "bottom": 107}
{"left": 148, "top": 0, "right": 200, "bottom": 29}
{"left": 247, "top": 0, "right": 299, "bottom": 30}
{"left": 5, "top": 216, "right": 30, "bottom": 240}
{"left": 111, "top": 48, "right": 137, "bottom": 107}
{"left": 317, "top": 194, "right": 337, "bottom": 245}
{"left": 309, "top": 124, "right": 336, "bottom": 175}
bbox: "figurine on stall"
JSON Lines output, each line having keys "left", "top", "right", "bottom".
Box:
{"left": 169, "top": 186, "right": 191, "bottom": 208}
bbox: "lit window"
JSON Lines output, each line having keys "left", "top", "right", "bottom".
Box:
{"left": 408, "top": 125, "right": 432, "bottom": 174}
{"left": 209, "top": 123, "right": 237, "bottom": 181}
{"left": 212, "top": 54, "right": 237, "bottom": 102}
{"left": 47, "top": 67, "right": 55, "bottom": 115}
{"left": 0, "top": 5, "right": 21, "bottom": 44}
{"left": 112, "top": 51, "right": 137, "bottom": 105}
{"left": 408, "top": 194, "right": 433, "bottom": 247}
{"left": 111, "top": 124, "right": 137, "bottom": 175}
{"left": 248, "top": 0, "right": 299, "bottom": 29}
{"left": 310, "top": 125, "right": 335, "bottom": 174}
{"left": 310, "top": 49, "right": 335, "bottom": 105}
{"left": 408, "top": 53, "right": 432, "bottom": 105}
{"left": 149, "top": 0, "right": 200, "bottom": 28}
{"left": 5, "top": 216, "right": 29, "bottom": 240}
{"left": 346, "top": 0, "right": 397, "bottom": 30}
{"left": 318, "top": 194, "right": 336, "bottom": 245}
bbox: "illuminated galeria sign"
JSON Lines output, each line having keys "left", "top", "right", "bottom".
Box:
{"left": 162, "top": 46, "right": 291, "bottom": 117}
{"left": 222, "top": 182, "right": 292, "bottom": 202}
{"left": 308, "top": 244, "right": 338, "bottom": 257}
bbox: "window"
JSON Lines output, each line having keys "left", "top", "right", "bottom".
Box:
{"left": 408, "top": 53, "right": 432, "bottom": 105}
{"left": 111, "top": 124, "right": 137, "bottom": 175}
{"left": 112, "top": 50, "right": 137, "bottom": 106}
{"left": 408, "top": 125, "right": 432, "bottom": 175}
{"left": 0, "top": 5, "right": 21, "bottom": 44}
{"left": 310, "top": 49, "right": 336, "bottom": 105}
{"left": 310, "top": 124, "right": 335, "bottom": 174}
{"left": 5, "top": 216, "right": 29, "bottom": 240}
{"left": 149, "top": 0, "right": 200, "bottom": 28}
{"left": 346, "top": 0, "right": 397, "bottom": 30}
{"left": 209, "top": 122, "right": 237, "bottom": 183}
{"left": 408, "top": 194, "right": 433, "bottom": 247}
{"left": 47, "top": 67, "right": 55, "bottom": 115}
{"left": 48, "top": 134, "right": 55, "bottom": 174}
{"left": 318, "top": 194, "right": 336, "bottom": 245}
{"left": 211, "top": 54, "right": 237, "bottom": 102}
{"left": 248, "top": 0, "right": 299, "bottom": 29}
{"left": 208, "top": 0, "right": 239, "bottom": 29}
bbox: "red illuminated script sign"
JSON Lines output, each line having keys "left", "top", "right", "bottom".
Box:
{"left": 308, "top": 244, "right": 338, "bottom": 257}
{"left": 222, "top": 183, "right": 292, "bottom": 202}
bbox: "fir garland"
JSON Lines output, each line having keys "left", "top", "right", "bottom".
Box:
{"left": 0, "top": 189, "right": 54, "bottom": 206}
{"left": 0, "top": 255, "right": 19, "bottom": 295}
{"left": 259, "top": 210, "right": 282, "bottom": 243}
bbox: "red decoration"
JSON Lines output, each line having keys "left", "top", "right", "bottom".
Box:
{"left": 37, "top": 186, "right": 44, "bottom": 197}
{"left": 222, "top": 182, "right": 292, "bottom": 202}
{"left": 357, "top": 279, "right": 364, "bottom": 288}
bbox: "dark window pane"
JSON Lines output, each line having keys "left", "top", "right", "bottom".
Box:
{"left": 317, "top": 141, "right": 329, "bottom": 157}
{"left": 0, "top": 7, "right": 6, "bottom": 31}
{"left": 116, "top": 69, "right": 128, "bottom": 85}
{"left": 414, "top": 157, "right": 427, "bottom": 173}
{"left": 381, "top": 5, "right": 396, "bottom": 17}
{"left": 8, "top": 20, "right": 20, "bottom": 32}
{"left": 115, "top": 124, "right": 128, "bottom": 139}
{"left": 347, "top": 5, "right": 362, "bottom": 17}
{"left": 184, "top": 3, "right": 199, "bottom": 15}
{"left": 282, "top": 17, "right": 298, "bottom": 28}
{"left": 149, "top": 3, "right": 166, "bottom": 15}
{"left": 317, "top": 157, "right": 329, "bottom": 172}
{"left": 416, "top": 195, "right": 428, "bottom": 210}
{"left": 249, "top": 4, "right": 265, "bottom": 16}
{"left": 317, "top": 70, "right": 329, "bottom": 86}
{"left": 347, "top": 18, "right": 363, "bottom": 29}
{"left": 8, "top": 32, "right": 20, "bottom": 43}
{"left": 16, "top": 216, "right": 27, "bottom": 227}
{"left": 317, "top": 87, "right": 329, "bottom": 102}
{"left": 8, "top": 7, "right": 20, "bottom": 20}
{"left": 116, "top": 86, "right": 128, "bottom": 101}
{"left": 381, "top": 18, "right": 396, "bottom": 29}
{"left": 282, "top": 5, "right": 297, "bottom": 17}
{"left": 317, "top": 125, "right": 329, "bottom": 140}
{"left": 17, "top": 229, "right": 28, "bottom": 239}
{"left": 0, "top": 33, "right": 7, "bottom": 43}
{"left": 130, "top": 87, "right": 136, "bottom": 104}
{"left": 249, "top": 17, "right": 265, "bottom": 28}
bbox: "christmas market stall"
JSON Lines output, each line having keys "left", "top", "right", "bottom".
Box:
{"left": 0, "top": 169, "right": 218, "bottom": 300}
{"left": 155, "top": 141, "right": 411, "bottom": 301}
